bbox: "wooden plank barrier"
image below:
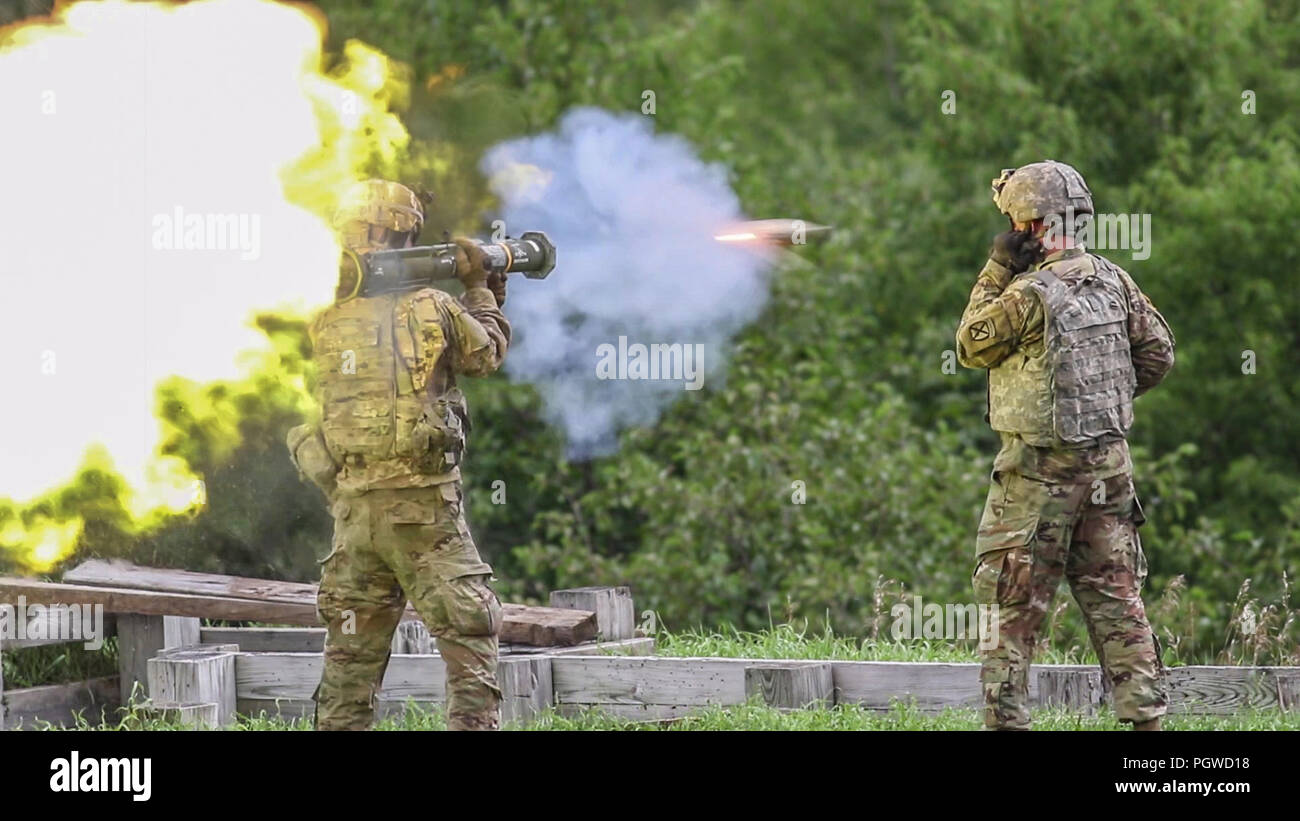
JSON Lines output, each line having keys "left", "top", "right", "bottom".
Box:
{"left": 6, "top": 648, "right": 1298, "bottom": 728}
{"left": 5, "top": 564, "right": 1299, "bottom": 728}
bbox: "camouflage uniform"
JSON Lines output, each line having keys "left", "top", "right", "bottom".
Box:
{"left": 957, "top": 162, "right": 1176, "bottom": 729}
{"left": 287, "top": 180, "right": 511, "bottom": 731}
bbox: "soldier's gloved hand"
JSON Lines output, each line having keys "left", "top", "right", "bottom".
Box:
{"left": 452, "top": 237, "right": 490, "bottom": 290}
{"left": 286, "top": 423, "right": 339, "bottom": 500}
{"left": 990, "top": 229, "right": 1043, "bottom": 275}
{"left": 485, "top": 271, "right": 507, "bottom": 307}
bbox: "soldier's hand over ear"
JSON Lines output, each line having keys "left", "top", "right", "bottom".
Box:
{"left": 452, "top": 237, "right": 490, "bottom": 289}
{"left": 990, "top": 229, "right": 1042, "bottom": 275}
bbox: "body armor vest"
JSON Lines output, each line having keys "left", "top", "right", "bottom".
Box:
{"left": 988, "top": 254, "right": 1136, "bottom": 448}
{"left": 312, "top": 292, "right": 461, "bottom": 470}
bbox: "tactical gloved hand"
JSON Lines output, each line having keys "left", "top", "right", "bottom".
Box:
{"left": 286, "top": 424, "right": 339, "bottom": 500}
{"left": 485, "top": 271, "right": 507, "bottom": 307}
{"left": 452, "top": 237, "right": 490, "bottom": 290}
{"left": 990, "top": 229, "right": 1043, "bottom": 275}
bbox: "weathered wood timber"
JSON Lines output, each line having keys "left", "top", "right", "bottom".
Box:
{"left": 1038, "top": 668, "right": 1105, "bottom": 715}
{"left": 0, "top": 577, "right": 316, "bottom": 623}
{"left": 744, "top": 663, "right": 834, "bottom": 710}
{"left": 54, "top": 560, "right": 599, "bottom": 647}
{"left": 1, "top": 676, "right": 119, "bottom": 729}
{"left": 499, "top": 603, "right": 596, "bottom": 646}
{"left": 147, "top": 644, "right": 238, "bottom": 728}
{"left": 550, "top": 587, "right": 637, "bottom": 641}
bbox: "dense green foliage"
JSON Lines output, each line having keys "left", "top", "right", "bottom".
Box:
{"left": 23, "top": 0, "right": 1300, "bottom": 663}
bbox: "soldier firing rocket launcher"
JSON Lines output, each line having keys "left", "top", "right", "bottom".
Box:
{"left": 337, "top": 231, "right": 557, "bottom": 299}
{"left": 336, "top": 218, "right": 828, "bottom": 300}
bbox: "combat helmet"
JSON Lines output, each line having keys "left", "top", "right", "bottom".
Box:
{"left": 991, "top": 160, "right": 1093, "bottom": 223}
{"left": 332, "top": 179, "right": 424, "bottom": 252}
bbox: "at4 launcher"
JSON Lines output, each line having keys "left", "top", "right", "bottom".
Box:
{"left": 336, "top": 231, "right": 556, "bottom": 300}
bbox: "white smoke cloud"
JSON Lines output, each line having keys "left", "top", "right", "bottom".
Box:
{"left": 482, "top": 108, "right": 775, "bottom": 458}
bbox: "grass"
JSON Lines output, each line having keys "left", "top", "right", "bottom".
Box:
{"left": 522, "top": 703, "right": 1300, "bottom": 731}
{"left": 650, "top": 622, "right": 1096, "bottom": 665}
{"left": 1, "top": 636, "right": 118, "bottom": 689}
{"left": 1153, "top": 574, "right": 1300, "bottom": 667}
{"left": 40, "top": 696, "right": 1300, "bottom": 732}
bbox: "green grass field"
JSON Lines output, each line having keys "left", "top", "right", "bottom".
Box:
{"left": 48, "top": 698, "right": 1299, "bottom": 732}
{"left": 652, "top": 623, "right": 1096, "bottom": 664}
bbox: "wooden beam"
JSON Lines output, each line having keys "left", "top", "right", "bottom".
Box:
{"left": 65, "top": 559, "right": 320, "bottom": 607}
{"left": 830, "top": 660, "right": 985, "bottom": 712}
{"left": 499, "top": 604, "right": 596, "bottom": 646}
{"left": 232, "top": 652, "right": 554, "bottom": 726}
{"left": 57, "top": 560, "right": 599, "bottom": 646}
{"left": 147, "top": 644, "right": 238, "bottom": 728}
{"left": 0, "top": 577, "right": 317, "bottom": 624}
{"left": 1, "top": 675, "right": 119, "bottom": 730}
{"left": 1165, "top": 665, "right": 1300, "bottom": 714}
{"left": 234, "top": 652, "right": 447, "bottom": 703}
{"left": 550, "top": 587, "right": 636, "bottom": 641}
{"left": 551, "top": 657, "right": 1300, "bottom": 718}
{"left": 549, "top": 657, "right": 1046, "bottom": 717}
{"left": 550, "top": 656, "right": 817, "bottom": 717}
{"left": 500, "top": 656, "right": 553, "bottom": 727}
{"left": 1038, "top": 668, "right": 1104, "bottom": 715}
{"left": 526, "top": 637, "right": 656, "bottom": 657}
{"left": 234, "top": 652, "right": 445, "bottom": 726}
{"left": 201, "top": 626, "right": 327, "bottom": 653}
{"left": 745, "top": 663, "right": 834, "bottom": 710}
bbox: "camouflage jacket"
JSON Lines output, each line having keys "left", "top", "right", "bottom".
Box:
{"left": 309, "top": 286, "right": 510, "bottom": 493}
{"left": 955, "top": 246, "right": 1175, "bottom": 481}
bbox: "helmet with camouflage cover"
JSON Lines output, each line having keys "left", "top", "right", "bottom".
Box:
{"left": 332, "top": 179, "right": 424, "bottom": 252}
{"left": 991, "top": 160, "right": 1093, "bottom": 224}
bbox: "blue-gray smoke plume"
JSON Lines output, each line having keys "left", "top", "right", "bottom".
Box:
{"left": 482, "top": 108, "right": 773, "bottom": 458}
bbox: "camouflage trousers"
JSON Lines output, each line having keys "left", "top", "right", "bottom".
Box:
{"left": 314, "top": 483, "right": 503, "bottom": 731}
{"left": 972, "top": 469, "right": 1167, "bottom": 728}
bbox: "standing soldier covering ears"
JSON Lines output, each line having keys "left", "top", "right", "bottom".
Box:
{"left": 286, "top": 179, "right": 511, "bottom": 730}
{"left": 956, "top": 161, "right": 1175, "bottom": 731}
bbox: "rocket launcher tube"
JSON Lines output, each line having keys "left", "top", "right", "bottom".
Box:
{"left": 338, "top": 231, "right": 556, "bottom": 300}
